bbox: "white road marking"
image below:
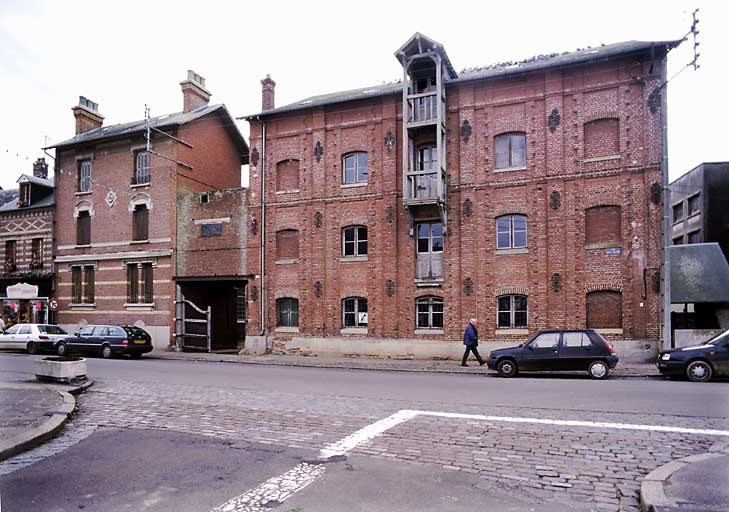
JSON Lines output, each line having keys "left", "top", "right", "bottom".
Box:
{"left": 211, "top": 407, "right": 728, "bottom": 511}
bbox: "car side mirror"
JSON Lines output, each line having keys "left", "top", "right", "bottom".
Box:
{"left": 74, "top": 332, "right": 80, "bottom": 336}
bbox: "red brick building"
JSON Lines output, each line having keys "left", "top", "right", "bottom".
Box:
{"left": 244, "top": 34, "right": 676, "bottom": 358}
{"left": 49, "top": 72, "right": 248, "bottom": 350}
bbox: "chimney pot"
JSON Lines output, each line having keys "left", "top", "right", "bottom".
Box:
{"left": 32, "top": 157, "right": 49, "bottom": 179}
{"left": 261, "top": 74, "right": 276, "bottom": 111}
{"left": 180, "top": 70, "right": 211, "bottom": 112}
{"left": 72, "top": 96, "right": 104, "bottom": 135}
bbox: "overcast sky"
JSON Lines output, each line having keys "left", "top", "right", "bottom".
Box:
{"left": 1, "top": 0, "right": 725, "bottom": 191}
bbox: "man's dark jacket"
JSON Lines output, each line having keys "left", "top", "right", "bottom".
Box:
{"left": 463, "top": 323, "right": 478, "bottom": 346}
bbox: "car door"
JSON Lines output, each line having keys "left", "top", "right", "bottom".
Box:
{"left": 714, "top": 338, "right": 729, "bottom": 377}
{"left": 520, "top": 332, "right": 561, "bottom": 370}
{"left": 72, "top": 325, "right": 97, "bottom": 354}
{"left": 17, "top": 324, "right": 33, "bottom": 349}
{"left": 559, "top": 331, "right": 594, "bottom": 371}
{"left": 0, "top": 325, "right": 21, "bottom": 349}
{"left": 90, "top": 326, "right": 110, "bottom": 354}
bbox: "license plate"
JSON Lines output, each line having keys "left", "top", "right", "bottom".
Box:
{"left": 133, "top": 339, "right": 146, "bottom": 344}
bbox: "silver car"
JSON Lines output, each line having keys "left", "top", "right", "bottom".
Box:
{"left": 0, "top": 324, "right": 70, "bottom": 354}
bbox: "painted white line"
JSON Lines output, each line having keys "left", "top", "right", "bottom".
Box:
{"left": 413, "top": 410, "right": 729, "bottom": 437}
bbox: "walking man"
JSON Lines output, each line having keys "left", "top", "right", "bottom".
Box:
{"left": 462, "top": 318, "right": 485, "bottom": 367}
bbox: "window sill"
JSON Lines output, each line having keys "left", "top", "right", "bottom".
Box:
{"left": 69, "top": 303, "right": 96, "bottom": 309}
{"left": 124, "top": 303, "right": 155, "bottom": 310}
{"left": 275, "top": 259, "right": 299, "bottom": 265}
{"left": 584, "top": 242, "right": 622, "bottom": 250}
{"left": 340, "top": 328, "right": 368, "bottom": 335}
{"left": 494, "top": 166, "right": 527, "bottom": 173}
{"left": 340, "top": 256, "right": 368, "bottom": 263}
{"left": 415, "top": 279, "right": 443, "bottom": 288}
{"left": 75, "top": 244, "right": 92, "bottom": 249}
{"left": 275, "top": 327, "right": 299, "bottom": 334}
{"left": 595, "top": 328, "right": 623, "bottom": 335}
{"left": 74, "top": 191, "right": 92, "bottom": 197}
{"left": 582, "top": 155, "right": 620, "bottom": 163}
{"left": 341, "top": 182, "right": 368, "bottom": 189}
{"left": 497, "top": 328, "right": 528, "bottom": 335}
{"left": 130, "top": 240, "right": 149, "bottom": 245}
{"left": 130, "top": 182, "right": 150, "bottom": 189}
{"left": 414, "top": 329, "right": 444, "bottom": 335}
{"left": 275, "top": 189, "right": 300, "bottom": 195}
{"left": 495, "top": 247, "right": 528, "bottom": 255}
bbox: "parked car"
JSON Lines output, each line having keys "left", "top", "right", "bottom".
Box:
{"left": 0, "top": 323, "right": 70, "bottom": 354}
{"left": 486, "top": 330, "right": 619, "bottom": 379}
{"left": 58, "top": 324, "right": 153, "bottom": 359}
{"left": 657, "top": 329, "right": 729, "bottom": 382}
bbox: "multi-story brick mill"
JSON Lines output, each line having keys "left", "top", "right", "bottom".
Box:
{"left": 243, "top": 33, "right": 677, "bottom": 359}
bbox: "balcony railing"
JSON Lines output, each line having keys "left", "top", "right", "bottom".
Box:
{"left": 404, "top": 167, "right": 447, "bottom": 203}
{"left": 407, "top": 92, "right": 439, "bottom": 125}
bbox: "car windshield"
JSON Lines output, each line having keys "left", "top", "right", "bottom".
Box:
{"left": 706, "top": 329, "right": 729, "bottom": 346}
{"left": 38, "top": 325, "right": 68, "bottom": 335}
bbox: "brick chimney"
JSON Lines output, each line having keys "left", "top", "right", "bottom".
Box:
{"left": 32, "top": 157, "right": 48, "bottom": 179}
{"left": 72, "top": 96, "right": 104, "bottom": 135}
{"left": 261, "top": 74, "right": 276, "bottom": 111}
{"left": 180, "top": 70, "right": 211, "bottom": 112}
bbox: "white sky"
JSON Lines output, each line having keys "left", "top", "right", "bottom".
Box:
{"left": 1, "top": 0, "right": 726, "bottom": 191}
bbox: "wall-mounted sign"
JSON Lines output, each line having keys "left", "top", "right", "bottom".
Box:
{"left": 6, "top": 283, "right": 39, "bottom": 299}
{"left": 605, "top": 248, "right": 621, "bottom": 256}
{"left": 48, "top": 298, "right": 59, "bottom": 311}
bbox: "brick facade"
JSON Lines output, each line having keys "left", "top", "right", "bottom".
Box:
{"left": 245, "top": 37, "right": 669, "bottom": 354}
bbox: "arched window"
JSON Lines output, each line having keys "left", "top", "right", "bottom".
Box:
{"left": 586, "top": 291, "right": 622, "bottom": 329}
{"left": 584, "top": 118, "right": 619, "bottom": 158}
{"left": 276, "top": 229, "right": 299, "bottom": 260}
{"left": 342, "top": 297, "right": 368, "bottom": 327}
{"left": 276, "top": 298, "right": 299, "bottom": 327}
{"left": 585, "top": 206, "right": 621, "bottom": 245}
{"left": 342, "top": 152, "right": 368, "bottom": 185}
{"left": 342, "top": 226, "right": 367, "bottom": 257}
{"left": 497, "top": 295, "right": 528, "bottom": 329}
{"left": 416, "top": 296, "right": 444, "bottom": 329}
{"left": 494, "top": 132, "right": 526, "bottom": 170}
{"left": 496, "top": 214, "right": 527, "bottom": 249}
{"left": 276, "top": 159, "right": 300, "bottom": 192}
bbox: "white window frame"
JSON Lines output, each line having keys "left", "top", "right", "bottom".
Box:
{"left": 496, "top": 215, "right": 528, "bottom": 250}
{"left": 496, "top": 295, "right": 528, "bottom": 329}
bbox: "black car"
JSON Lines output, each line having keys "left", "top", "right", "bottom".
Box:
{"left": 657, "top": 329, "right": 729, "bottom": 382}
{"left": 57, "top": 324, "right": 153, "bottom": 359}
{"left": 486, "top": 330, "right": 619, "bottom": 379}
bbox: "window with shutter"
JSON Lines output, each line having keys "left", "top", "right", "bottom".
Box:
{"left": 78, "top": 160, "right": 92, "bottom": 192}
{"left": 72, "top": 267, "right": 82, "bottom": 303}
{"left": 77, "top": 211, "right": 91, "bottom": 245}
{"left": 134, "top": 151, "right": 150, "bottom": 184}
{"left": 127, "top": 264, "right": 139, "bottom": 303}
{"left": 83, "top": 267, "right": 94, "bottom": 303}
{"left": 143, "top": 263, "right": 154, "bottom": 303}
{"left": 133, "top": 205, "right": 149, "bottom": 241}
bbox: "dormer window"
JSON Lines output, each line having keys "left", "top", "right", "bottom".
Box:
{"left": 19, "top": 183, "right": 30, "bottom": 207}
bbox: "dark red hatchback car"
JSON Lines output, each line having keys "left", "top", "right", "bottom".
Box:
{"left": 57, "top": 325, "right": 153, "bottom": 359}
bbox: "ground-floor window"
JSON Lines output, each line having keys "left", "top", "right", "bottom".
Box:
{"left": 126, "top": 262, "right": 153, "bottom": 304}
{"left": 342, "top": 297, "right": 368, "bottom": 327}
{"left": 416, "top": 296, "right": 443, "bottom": 329}
{"left": 497, "top": 295, "right": 527, "bottom": 328}
{"left": 71, "top": 265, "right": 95, "bottom": 304}
{"left": 235, "top": 288, "right": 246, "bottom": 323}
{"left": 276, "top": 298, "right": 299, "bottom": 327}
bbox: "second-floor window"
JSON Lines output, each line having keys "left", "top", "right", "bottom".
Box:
{"left": 494, "top": 133, "right": 526, "bottom": 170}
{"left": 673, "top": 203, "right": 684, "bottom": 223}
{"left": 4, "top": 240, "right": 16, "bottom": 271}
{"left": 78, "top": 160, "right": 92, "bottom": 192}
{"left": 31, "top": 238, "right": 43, "bottom": 268}
{"left": 77, "top": 211, "right": 91, "bottom": 246}
{"left": 496, "top": 215, "right": 527, "bottom": 249}
{"left": 132, "top": 204, "right": 149, "bottom": 241}
{"left": 342, "top": 152, "right": 368, "bottom": 185}
{"left": 134, "top": 151, "right": 150, "bottom": 185}
{"left": 342, "top": 226, "right": 367, "bottom": 257}
{"left": 688, "top": 194, "right": 700, "bottom": 216}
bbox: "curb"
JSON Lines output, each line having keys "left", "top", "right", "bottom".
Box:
{"left": 0, "top": 379, "right": 94, "bottom": 463}
{"left": 640, "top": 441, "right": 729, "bottom": 511}
{"left": 145, "top": 352, "right": 660, "bottom": 378}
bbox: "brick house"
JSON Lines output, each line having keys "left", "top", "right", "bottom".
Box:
{"left": 0, "top": 158, "right": 55, "bottom": 326}
{"left": 243, "top": 34, "right": 677, "bottom": 358}
{"left": 48, "top": 72, "right": 248, "bottom": 350}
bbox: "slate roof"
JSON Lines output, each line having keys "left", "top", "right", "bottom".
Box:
{"left": 47, "top": 104, "right": 248, "bottom": 154}
{"left": 244, "top": 39, "right": 680, "bottom": 119}
{"left": 17, "top": 174, "right": 54, "bottom": 187}
{"left": 0, "top": 189, "right": 19, "bottom": 210}
{"left": 670, "top": 243, "right": 729, "bottom": 303}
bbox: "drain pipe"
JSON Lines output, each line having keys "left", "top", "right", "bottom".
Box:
{"left": 257, "top": 117, "right": 268, "bottom": 348}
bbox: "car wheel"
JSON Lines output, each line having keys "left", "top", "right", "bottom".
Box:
{"left": 496, "top": 359, "right": 518, "bottom": 378}
{"left": 100, "top": 344, "right": 113, "bottom": 359}
{"left": 686, "top": 360, "right": 712, "bottom": 382}
{"left": 588, "top": 360, "right": 609, "bottom": 379}
{"left": 27, "top": 342, "right": 37, "bottom": 355}
{"left": 56, "top": 342, "right": 67, "bottom": 357}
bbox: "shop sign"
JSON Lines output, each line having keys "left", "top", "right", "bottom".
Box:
{"left": 6, "top": 283, "right": 39, "bottom": 299}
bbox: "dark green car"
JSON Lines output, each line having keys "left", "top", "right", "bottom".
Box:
{"left": 57, "top": 324, "right": 153, "bottom": 359}
{"left": 657, "top": 329, "right": 729, "bottom": 382}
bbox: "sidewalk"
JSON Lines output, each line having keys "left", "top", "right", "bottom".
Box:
{"left": 147, "top": 350, "right": 661, "bottom": 377}
{"left": 641, "top": 441, "right": 729, "bottom": 511}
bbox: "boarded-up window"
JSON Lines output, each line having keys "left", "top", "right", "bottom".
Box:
{"left": 276, "top": 229, "right": 299, "bottom": 260}
{"left": 584, "top": 118, "right": 619, "bottom": 159}
{"left": 133, "top": 205, "right": 149, "bottom": 241}
{"left": 77, "top": 211, "right": 91, "bottom": 245}
{"left": 585, "top": 206, "right": 621, "bottom": 245}
{"left": 276, "top": 159, "right": 300, "bottom": 192}
{"left": 586, "top": 290, "right": 622, "bottom": 329}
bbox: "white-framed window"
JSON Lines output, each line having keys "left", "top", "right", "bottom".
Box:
{"left": 134, "top": 151, "right": 150, "bottom": 184}
{"left": 342, "top": 297, "right": 368, "bottom": 327}
{"left": 276, "top": 298, "right": 299, "bottom": 327}
{"left": 78, "top": 159, "right": 92, "bottom": 192}
{"left": 416, "top": 296, "right": 444, "bottom": 329}
{"left": 497, "top": 295, "right": 527, "bottom": 329}
{"left": 494, "top": 133, "right": 526, "bottom": 170}
{"left": 342, "top": 152, "right": 368, "bottom": 185}
{"left": 496, "top": 214, "right": 527, "bottom": 249}
{"left": 342, "top": 226, "right": 367, "bottom": 257}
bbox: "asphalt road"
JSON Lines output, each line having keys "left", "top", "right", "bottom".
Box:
{"left": 1, "top": 353, "right": 728, "bottom": 512}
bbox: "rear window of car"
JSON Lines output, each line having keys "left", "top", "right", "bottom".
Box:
{"left": 586, "top": 330, "right": 609, "bottom": 346}
{"left": 123, "top": 326, "right": 148, "bottom": 337}
{"left": 38, "top": 325, "right": 68, "bottom": 335}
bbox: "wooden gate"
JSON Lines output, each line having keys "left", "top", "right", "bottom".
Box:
{"left": 174, "top": 289, "right": 211, "bottom": 352}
